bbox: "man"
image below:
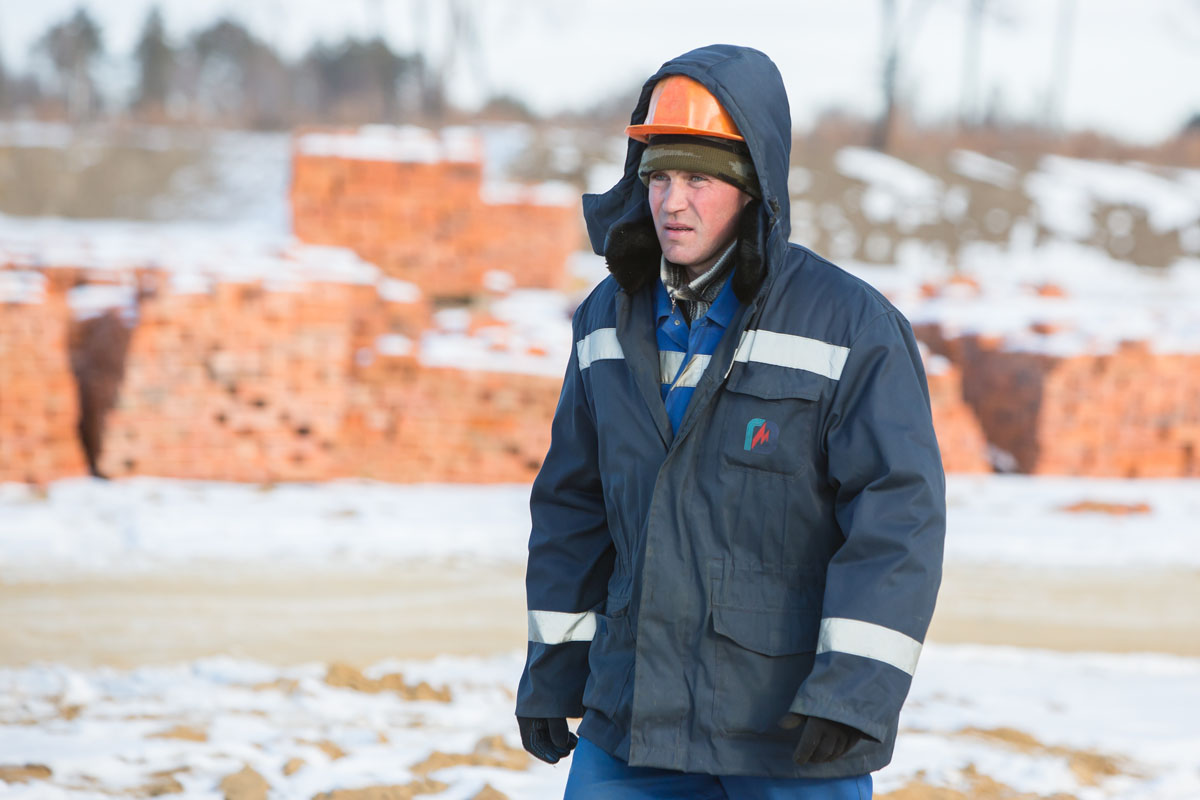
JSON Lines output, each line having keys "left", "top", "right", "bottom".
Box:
{"left": 516, "top": 44, "right": 945, "bottom": 799}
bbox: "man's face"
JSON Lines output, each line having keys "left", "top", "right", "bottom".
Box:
{"left": 648, "top": 169, "right": 750, "bottom": 279}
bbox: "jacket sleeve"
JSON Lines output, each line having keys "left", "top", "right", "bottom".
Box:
{"left": 515, "top": 313, "right": 614, "bottom": 719}
{"left": 789, "top": 310, "right": 946, "bottom": 744}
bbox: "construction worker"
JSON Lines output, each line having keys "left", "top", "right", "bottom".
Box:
{"left": 516, "top": 44, "right": 945, "bottom": 799}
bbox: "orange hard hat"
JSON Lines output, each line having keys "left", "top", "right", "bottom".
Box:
{"left": 625, "top": 75, "right": 744, "bottom": 143}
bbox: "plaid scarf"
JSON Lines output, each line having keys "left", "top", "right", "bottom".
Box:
{"left": 660, "top": 241, "right": 737, "bottom": 323}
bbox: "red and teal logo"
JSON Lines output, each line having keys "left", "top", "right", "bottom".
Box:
{"left": 744, "top": 418, "right": 779, "bottom": 453}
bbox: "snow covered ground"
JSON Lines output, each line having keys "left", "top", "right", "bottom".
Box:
{"left": 1, "top": 474, "right": 1198, "bottom": 578}
{"left": 1, "top": 645, "right": 1198, "bottom": 799}
{"left": 2, "top": 475, "right": 1199, "bottom": 797}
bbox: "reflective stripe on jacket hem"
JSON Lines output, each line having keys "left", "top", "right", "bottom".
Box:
{"left": 528, "top": 610, "right": 597, "bottom": 644}
{"left": 817, "top": 617, "right": 922, "bottom": 675}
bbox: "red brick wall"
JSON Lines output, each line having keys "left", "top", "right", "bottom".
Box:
{"left": 917, "top": 325, "right": 1200, "bottom": 477}
{"left": 343, "top": 355, "right": 558, "bottom": 484}
{"left": 0, "top": 276, "right": 87, "bottom": 483}
{"left": 924, "top": 356, "right": 992, "bottom": 473}
{"left": 290, "top": 132, "right": 583, "bottom": 300}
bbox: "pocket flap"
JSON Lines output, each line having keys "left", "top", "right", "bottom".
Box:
{"left": 726, "top": 362, "right": 826, "bottom": 402}
{"left": 710, "top": 562, "right": 822, "bottom": 656}
{"left": 712, "top": 604, "right": 819, "bottom": 657}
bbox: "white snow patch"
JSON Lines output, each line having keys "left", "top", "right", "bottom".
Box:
{"left": 949, "top": 149, "right": 1018, "bottom": 189}
{"left": 295, "top": 125, "right": 482, "bottom": 164}
{"left": 1026, "top": 155, "right": 1200, "bottom": 239}
{"left": 0, "top": 269, "right": 47, "bottom": 304}
{"left": 66, "top": 283, "right": 137, "bottom": 321}
{"left": 378, "top": 278, "right": 423, "bottom": 304}
{"left": 374, "top": 334, "right": 413, "bottom": 357}
{"left": 0, "top": 215, "right": 381, "bottom": 290}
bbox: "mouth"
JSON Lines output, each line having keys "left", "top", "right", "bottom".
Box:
{"left": 663, "top": 223, "right": 694, "bottom": 235}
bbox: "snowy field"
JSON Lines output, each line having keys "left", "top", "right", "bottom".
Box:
{"left": 2, "top": 475, "right": 1200, "bottom": 798}
{"left": 1, "top": 645, "right": 1198, "bottom": 799}
{"left": 2, "top": 474, "right": 1198, "bottom": 577}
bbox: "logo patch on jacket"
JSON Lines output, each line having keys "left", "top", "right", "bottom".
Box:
{"left": 744, "top": 418, "right": 780, "bottom": 453}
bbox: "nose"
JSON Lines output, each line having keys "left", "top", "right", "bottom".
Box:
{"left": 661, "top": 177, "right": 689, "bottom": 213}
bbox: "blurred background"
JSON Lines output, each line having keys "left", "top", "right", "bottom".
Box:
{"left": 1, "top": 2, "right": 1198, "bottom": 799}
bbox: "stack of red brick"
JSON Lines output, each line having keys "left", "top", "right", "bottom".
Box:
{"left": 921, "top": 352, "right": 992, "bottom": 473}
{"left": 0, "top": 272, "right": 87, "bottom": 483}
{"left": 917, "top": 325, "right": 1200, "bottom": 477}
{"left": 344, "top": 354, "right": 558, "bottom": 484}
{"left": 291, "top": 127, "right": 582, "bottom": 300}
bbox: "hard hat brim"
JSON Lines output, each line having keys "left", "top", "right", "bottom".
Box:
{"left": 625, "top": 123, "right": 746, "bottom": 144}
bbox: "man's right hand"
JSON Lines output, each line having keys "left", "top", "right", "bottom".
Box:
{"left": 517, "top": 716, "right": 578, "bottom": 764}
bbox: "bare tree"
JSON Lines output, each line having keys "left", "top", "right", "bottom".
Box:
{"left": 872, "top": 0, "right": 932, "bottom": 151}
{"left": 1044, "top": 0, "right": 1076, "bottom": 132}
{"left": 34, "top": 7, "right": 104, "bottom": 121}
{"left": 133, "top": 6, "right": 174, "bottom": 115}
{"left": 959, "top": 0, "right": 986, "bottom": 127}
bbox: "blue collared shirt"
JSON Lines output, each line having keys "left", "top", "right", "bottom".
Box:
{"left": 655, "top": 269, "right": 742, "bottom": 434}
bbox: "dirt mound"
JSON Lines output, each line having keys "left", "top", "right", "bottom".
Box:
{"left": 959, "top": 727, "right": 1125, "bottom": 785}
{"left": 220, "top": 765, "right": 269, "bottom": 800}
{"left": 470, "top": 785, "right": 509, "bottom": 800}
{"left": 324, "top": 662, "right": 452, "bottom": 702}
{"left": 0, "top": 764, "right": 52, "bottom": 783}
{"left": 881, "top": 765, "right": 1078, "bottom": 799}
{"left": 410, "top": 735, "right": 529, "bottom": 776}
{"left": 150, "top": 724, "right": 208, "bottom": 742}
{"left": 311, "top": 777, "right": 448, "bottom": 800}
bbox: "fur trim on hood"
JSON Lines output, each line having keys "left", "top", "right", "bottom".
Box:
{"left": 602, "top": 199, "right": 766, "bottom": 304}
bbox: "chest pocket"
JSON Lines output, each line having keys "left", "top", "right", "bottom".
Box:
{"left": 718, "top": 363, "right": 827, "bottom": 477}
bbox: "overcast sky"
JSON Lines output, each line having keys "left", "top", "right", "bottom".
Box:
{"left": 1, "top": 0, "right": 1198, "bottom": 143}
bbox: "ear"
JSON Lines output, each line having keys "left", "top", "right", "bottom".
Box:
{"left": 730, "top": 199, "right": 765, "bottom": 304}
{"left": 603, "top": 217, "right": 661, "bottom": 295}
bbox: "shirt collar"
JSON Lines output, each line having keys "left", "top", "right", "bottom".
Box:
{"left": 659, "top": 241, "right": 737, "bottom": 306}
{"left": 703, "top": 269, "right": 740, "bottom": 328}
{"left": 655, "top": 261, "right": 740, "bottom": 329}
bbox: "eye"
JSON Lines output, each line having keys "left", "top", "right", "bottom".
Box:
{"left": 688, "top": 173, "right": 709, "bottom": 184}
{"left": 649, "top": 172, "right": 669, "bottom": 183}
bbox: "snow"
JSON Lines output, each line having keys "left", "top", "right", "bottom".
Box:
{"left": 844, "top": 240, "right": 1200, "bottom": 356}
{"left": 377, "top": 278, "right": 422, "bottom": 304}
{"left": 479, "top": 180, "right": 577, "bottom": 208}
{"left": 294, "top": 125, "right": 482, "bottom": 165}
{"left": 1, "top": 644, "right": 1196, "bottom": 799}
{"left": 1037, "top": 156, "right": 1200, "bottom": 233}
{"left": 66, "top": 284, "right": 137, "bottom": 322}
{"left": 949, "top": 149, "right": 1019, "bottom": 189}
{"left": 374, "top": 334, "right": 413, "bottom": 357}
{"left": 1, "top": 474, "right": 1197, "bottom": 579}
{"left": 419, "top": 290, "right": 573, "bottom": 377}
{"left": 0, "top": 215, "right": 383, "bottom": 296}
{"left": 1, "top": 471, "right": 1197, "bottom": 797}
{"left": 835, "top": 147, "right": 945, "bottom": 230}
{"left": 0, "top": 270, "right": 46, "bottom": 305}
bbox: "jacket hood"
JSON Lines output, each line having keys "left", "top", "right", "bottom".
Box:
{"left": 582, "top": 44, "right": 792, "bottom": 303}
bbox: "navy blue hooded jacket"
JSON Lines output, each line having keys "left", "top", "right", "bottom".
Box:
{"left": 516, "top": 44, "right": 946, "bottom": 779}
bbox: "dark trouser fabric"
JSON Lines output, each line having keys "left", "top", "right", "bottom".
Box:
{"left": 563, "top": 737, "right": 873, "bottom": 799}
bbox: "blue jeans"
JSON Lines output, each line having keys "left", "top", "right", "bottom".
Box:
{"left": 563, "top": 737, "right": 872, "bottom": 799}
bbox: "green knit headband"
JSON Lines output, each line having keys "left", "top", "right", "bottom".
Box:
{"left": 638, "top": 134, "right": 760, "bottom": 199}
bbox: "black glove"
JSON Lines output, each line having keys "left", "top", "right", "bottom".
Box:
{"left": 778, "top": 713, "right": 863, "bottom": 764}
{"left": 517, "top": 716, "right": 579, "bottom": 764}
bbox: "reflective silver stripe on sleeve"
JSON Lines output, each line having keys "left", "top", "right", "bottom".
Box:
{"left": 732, "top": 330, "right": 850, "bottom": 380}
{"left": 528, "top": 610, "right": 597, "bottom": 644}
{"left": 674, "top": 354, "right": 711, "bottom": 388}
{"left": 817, "top": 617, "right": 922, "bottom": 676}
{"left": 577, "top": 328, "right": 624, "bottom": 370}
{"left": 659, "top": 351, "right": 686, "bottom": 384}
